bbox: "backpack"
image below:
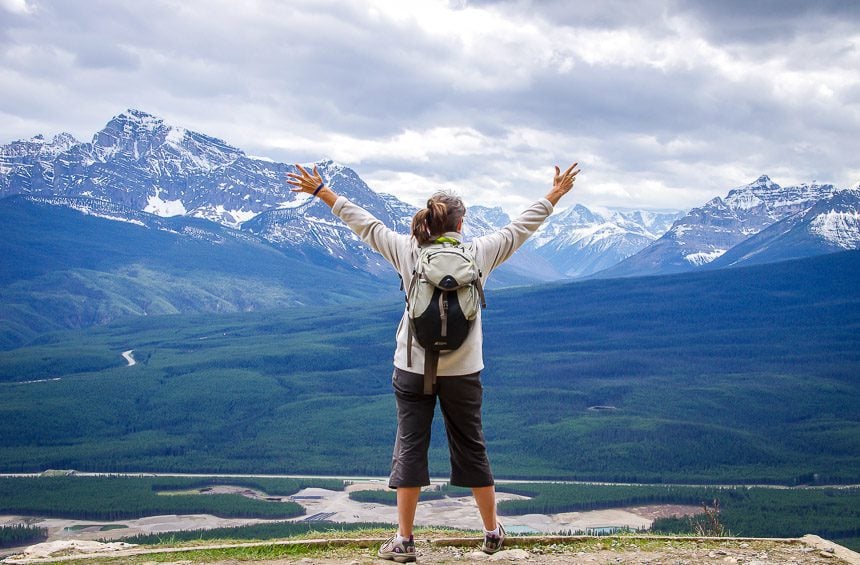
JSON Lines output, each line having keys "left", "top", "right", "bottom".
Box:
{"left": 405, "top": 236, "right": 486, "bottom": 394}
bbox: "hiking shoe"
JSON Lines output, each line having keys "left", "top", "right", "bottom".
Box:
{"left": 377, "top": 534, "right": 416, "bottom": 563}
{"left": 482, "top": 522, "right": 506, "bottom": 554}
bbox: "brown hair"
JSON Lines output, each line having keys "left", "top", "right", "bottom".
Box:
{"left": 411, "top": 190, "right": 466, "bottom": 246}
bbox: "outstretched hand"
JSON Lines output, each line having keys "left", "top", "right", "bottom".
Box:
{"left": 285, "top": 164, "right": 339, "bottom": 207}
{"left": 285, "top": 164, "right": 324, "bottom": 194}
{"left": 546, "top": 162, "right": 580, "bottom": 206}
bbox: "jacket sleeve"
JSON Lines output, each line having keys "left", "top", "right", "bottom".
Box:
{"left": 472, "top": 198, "right": 554, "bottom": 273}
{"left": 331, "top": 196, "right": 411, "bottom": 273}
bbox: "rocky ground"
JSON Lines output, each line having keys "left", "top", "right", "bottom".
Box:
{"left": 4, "top": 535, "right": 858, "bottom": 565}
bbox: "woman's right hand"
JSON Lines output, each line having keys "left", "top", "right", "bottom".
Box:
{"left": 286, "top": 164, "right": 339, "bottom": 208}
{"left": 546, "top": 162, "right": 580, "bottom": 206}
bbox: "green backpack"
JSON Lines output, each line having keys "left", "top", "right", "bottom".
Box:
{"left": 406, "top": 237, "right": 486, "bottom": 394}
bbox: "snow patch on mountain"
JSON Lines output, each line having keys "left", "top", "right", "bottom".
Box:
{"left": 189, "top": 204, "right": 258, "bottom": 228}
{"left": 685, "top": 249, "right": 726, "bottom": 265}
{"left": 279, "top": 193, "right": 314, "bottom": 209}
{"left": 27, "top": 196, "right": 148, "bottom": 227}
{"left": 809, "top": 209, "right": 860, "bottom": 249}
{"left": 144, "top": 187, "right": 187, "bottom": 217}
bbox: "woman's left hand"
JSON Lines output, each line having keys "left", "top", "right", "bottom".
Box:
{"left": 545, "top": 162, "right": 580, "bottom": 206}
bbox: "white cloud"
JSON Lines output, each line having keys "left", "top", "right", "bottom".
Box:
{"left": 0, "top": 0, "right": 35, "bottom": 15}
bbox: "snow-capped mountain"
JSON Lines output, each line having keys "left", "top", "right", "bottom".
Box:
{"left": 524, "top": 204, "right": 684, "bottom": 278}
{"left": 707, "top": 188, "right": 860, "bottom": 269}
{"left": 595, "top": 175, "right": 842, "bottom": 278}
{"left": 615, "top": 208, "right": 682, "bottom": 237}
{"left": 241, "top": 161, "right": 417, "bottom": 276}
{"left": 0, "top": 133, "right": 80, "bottom": 191}
{"left": 8, "top": 110, "right": 851, "bottom": 286}
{"left": 1, "top": 109, "right": 298, "bottom": 227}
{"left": 0, "top": 109, "right": 686, "bottom": 284}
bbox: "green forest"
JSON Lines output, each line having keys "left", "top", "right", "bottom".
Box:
{"left": 493, "top": 482, "right": 860, "bottom": 544}
{"left": 1, "top": 251, "right": 857, "bottom": 485}
{"left": 0, "top": 476, "right": 341, "bottom": 520}
{"left": 0, "top": 525, "right": 48, "bottom": 549}
{"left": 347, "top": 484, "right": 472, "bottom": 505}
{"left": 117, "top": 520, "right": 397, "bottom": 545}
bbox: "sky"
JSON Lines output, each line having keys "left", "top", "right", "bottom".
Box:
{"left": 1, "top": 0, "right": 858, "bottom": 214}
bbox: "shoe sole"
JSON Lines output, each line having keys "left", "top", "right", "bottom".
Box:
{"left": 377, "top": 550, "right": 416, "bottom": 563}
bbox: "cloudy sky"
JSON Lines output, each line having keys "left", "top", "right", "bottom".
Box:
{"left": 1, "top": 0, "right": 858, "bottom": 213}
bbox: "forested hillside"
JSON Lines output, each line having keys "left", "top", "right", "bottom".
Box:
{"left": 0, "top": 251, "right": 858, "bottom": 483}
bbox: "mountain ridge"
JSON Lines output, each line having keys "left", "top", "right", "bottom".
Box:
{"left": 592, "top": 174, "right": 855, "bottom": 278}
{"left": 3, "top": 108, "right": 857, "bottom": 291}
{"left": 1, "top": 108, "right": 682, "bottom": 281}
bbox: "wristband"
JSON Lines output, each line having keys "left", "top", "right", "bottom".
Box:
{"left": 313, "top": 182, "right": 325, "bottom": 196}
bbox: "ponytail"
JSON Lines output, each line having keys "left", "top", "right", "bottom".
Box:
{"left": 411, "top": 191, "right": 466, "bottom": 246}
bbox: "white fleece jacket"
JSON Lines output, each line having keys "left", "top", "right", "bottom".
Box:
{"left": 332, "top": 195, "right": 555, "bottom": 376}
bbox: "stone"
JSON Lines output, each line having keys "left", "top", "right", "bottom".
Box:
{"left": 488, "top": 548, "right": 531, "bottom": 561}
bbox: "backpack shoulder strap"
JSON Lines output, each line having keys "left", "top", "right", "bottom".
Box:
{"left": 475, "top": 274, "right": 487, "bottom": 309}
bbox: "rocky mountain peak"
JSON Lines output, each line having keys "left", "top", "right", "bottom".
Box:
{"left": 0, "top": 132, "right": 80, "bottom": 159}
{"left": 90, "top": 109, "right": 244, "bottom": 171}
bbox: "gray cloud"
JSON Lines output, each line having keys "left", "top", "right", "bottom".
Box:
{"left": 1, "top": 0, "right": 857, "bottom": 213}
{"left": 673, "top": 0, "right": 860, "bottom": 45}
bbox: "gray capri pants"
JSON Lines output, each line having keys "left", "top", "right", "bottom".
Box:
{"left": 389, "top": 367, "right": 494, "bottom": 489}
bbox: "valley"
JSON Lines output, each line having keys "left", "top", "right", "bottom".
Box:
{"left": 1, "top": 474, "right": 856, "bottom": 553}
{"left": 0, "top": 478, "right": 700, "bottom": 545}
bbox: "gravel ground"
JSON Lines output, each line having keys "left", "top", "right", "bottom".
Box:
{"left": 204, "top": 537, "right": 854, "bottom": 565}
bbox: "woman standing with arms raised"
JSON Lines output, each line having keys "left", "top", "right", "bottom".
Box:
{"left": 287, "top": 162, "right": 579, "bottom": 562}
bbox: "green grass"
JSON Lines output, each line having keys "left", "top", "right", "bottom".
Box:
{"left": 23, "top": 534, "right": 843, "bottom": 564}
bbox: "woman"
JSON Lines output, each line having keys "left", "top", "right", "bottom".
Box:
{"left": 287, "top": 163, "right": 579, "bottom": 562}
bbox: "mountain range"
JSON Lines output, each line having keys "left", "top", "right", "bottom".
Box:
{"left": 0, "top": 109, "right": 682, "bottom": 281}
{"left": 2, "top": 109, "right": 858, "bottom": 344}
{"left": 596, "top": 175, "right": 860, "bottom": 278}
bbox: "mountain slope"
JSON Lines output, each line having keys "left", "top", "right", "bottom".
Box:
{"left": 524, "top": 204, "right": 680, "bottom": 278}
{"left": 595, "top": 175, "right": 841, "bottom": 278}
{"left": 1, "top": 251, "right": 857, "bottom": 483}
{"left": 0, "top": 195, "right": 392, "bottom": 349}
{"left": 708, "top": 189, "right": 860, "bottom": 268}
